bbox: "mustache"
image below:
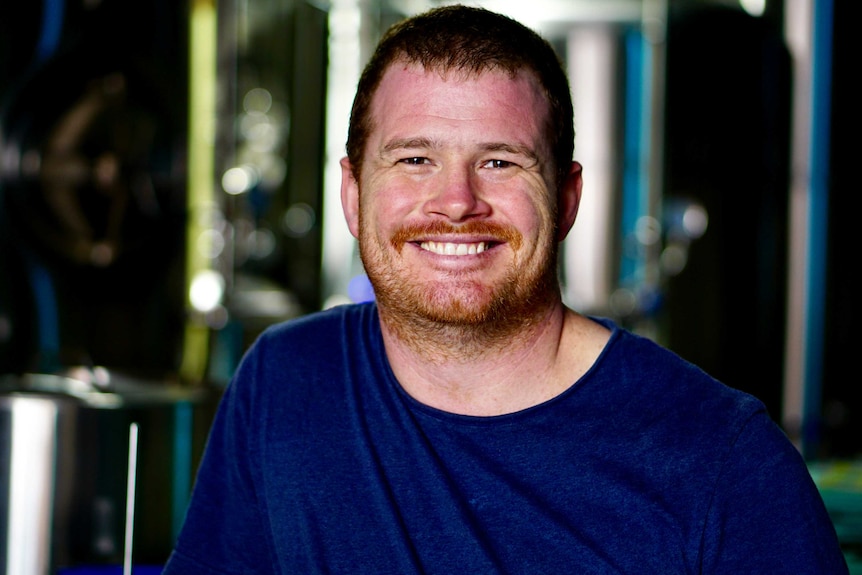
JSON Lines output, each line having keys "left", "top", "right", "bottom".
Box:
{"left": 390, "top": 221, "right": 523, "bottom": 252}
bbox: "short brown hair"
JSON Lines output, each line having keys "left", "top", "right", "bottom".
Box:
{"left": 346, "top": 4, "right": 574, "bottom": 191}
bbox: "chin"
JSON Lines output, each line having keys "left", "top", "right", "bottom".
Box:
{"left": 417, "top": 297, "right": 493, "bottom": 325}
{"left": 384, "top": 281, "right": 495, "bottom": 324}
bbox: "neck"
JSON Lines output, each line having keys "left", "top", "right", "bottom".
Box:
{"left": 378, "top": 297, "right": 606, "bottom": 416}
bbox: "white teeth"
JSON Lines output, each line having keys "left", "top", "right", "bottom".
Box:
{"left": 420, "top": 241, "right": 487, "bottom": 256}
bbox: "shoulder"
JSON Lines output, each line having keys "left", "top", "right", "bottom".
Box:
{"left": 585, "top": 317, "right": 769, "bottom": 444}
{"left": 585, "top": 320, "right": 821, "bottom": 507}
{"left": 596, "top": 317, "right": 759, "bottom": 403}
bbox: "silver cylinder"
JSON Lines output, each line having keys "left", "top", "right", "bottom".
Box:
{"left": 0, "top": 372, "right": 209, "bottom": 574}
{"left": 0, "top": 391, "right": 78, "bottom": 574}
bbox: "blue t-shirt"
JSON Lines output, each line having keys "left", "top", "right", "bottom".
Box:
{"left": 164, "top": 302, "right": 847, "bottom": 574}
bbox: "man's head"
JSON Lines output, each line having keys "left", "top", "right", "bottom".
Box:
{"left": 346, "top": 4, "right": 574, "bottom": 193}
{"left": 340, "top": 5, "right": 583, "bottom": 344}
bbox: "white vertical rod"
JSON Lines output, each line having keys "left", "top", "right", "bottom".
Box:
{"left": 123, "top": 422, "right": 140, "bottom": 575}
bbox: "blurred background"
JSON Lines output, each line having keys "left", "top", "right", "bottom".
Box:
{"left": 0, "top": 0, "right": 858, "bottom": 571}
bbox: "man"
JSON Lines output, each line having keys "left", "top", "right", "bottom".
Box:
{"left": 163, "top": 5, "right": 847, "bottom": 573}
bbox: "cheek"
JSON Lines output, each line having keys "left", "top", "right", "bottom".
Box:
{"left": 362, "top": 182, "right": 419, "bottom": 225}
{"left": 359, "top": 192, "right": 405, "bottom": 243}
{"left": 504, "top": 195, "right": 553, "bottom": 238}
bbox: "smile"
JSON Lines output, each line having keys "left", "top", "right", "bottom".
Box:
{"left": 419, "top": 241, "right": 488, "bottom": 256}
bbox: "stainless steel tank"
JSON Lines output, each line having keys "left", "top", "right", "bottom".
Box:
{"left": 0, "top": 371, "right": 209, "bottom": 574}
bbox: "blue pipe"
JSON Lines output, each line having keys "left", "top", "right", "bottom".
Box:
{"left": 172, "top": 401, "right": 194, "bottom": 542}
{"left": 620, "top": 27, "right": 648, "bottom": 289}
{"left": 22, "top": 250, "right": 61, "bottom": 372}
{"left": 802, "top": 0, "right": 833, "bottom": 458}
{"left": 34, "top": 0, "right": 65, "bottom": 65}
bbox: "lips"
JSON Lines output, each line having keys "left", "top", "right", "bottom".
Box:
{"left": 419, "top": 241, "right": 488, "bottom": 255}
{"left": 392, "top": 222, "right": 522, "bottom": 254}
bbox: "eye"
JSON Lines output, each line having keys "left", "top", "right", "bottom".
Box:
{"left": 399, "top": 157, "right": 430, "bottom": 166}
{"left": 482, "top": 159, "right": 515, "bottom": 169}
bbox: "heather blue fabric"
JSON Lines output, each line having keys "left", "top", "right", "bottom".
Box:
{"left": 163, "top": 302, "right": 847, "bottom": 574}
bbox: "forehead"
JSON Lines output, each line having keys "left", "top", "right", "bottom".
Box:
{"left": 368, "top": 62, "right": 550, "bottom": 143}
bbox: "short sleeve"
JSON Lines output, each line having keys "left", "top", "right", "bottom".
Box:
{"left": 699, "top": 412, "right": 848, "bottom": 574}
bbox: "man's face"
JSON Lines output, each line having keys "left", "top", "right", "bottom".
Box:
{"left": 341, "top": 63, "right": 581, "bottom": 327}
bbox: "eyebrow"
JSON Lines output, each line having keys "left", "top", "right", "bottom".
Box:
{"left": 381, "top": 137, "right": 437, "bottom": 154}
{"left": 480, "top": 142, "right": 539, "bottom": 162}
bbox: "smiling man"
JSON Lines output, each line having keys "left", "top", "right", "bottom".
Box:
{"left": 340, "top": 59, "right": 607, "bottom": 416}
{"left": 163, "top": 5, "right": 848, "bottom": 574}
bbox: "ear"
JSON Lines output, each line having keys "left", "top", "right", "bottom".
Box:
{"left": 340, "top": 156, "right": 360, "bottom": 239}
{"left": 556, "top": 161, "right": 583, "bottom": 242}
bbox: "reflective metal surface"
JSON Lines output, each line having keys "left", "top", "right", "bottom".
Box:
{"left": 0, "top": 373, "right": 212, "bottom": 573}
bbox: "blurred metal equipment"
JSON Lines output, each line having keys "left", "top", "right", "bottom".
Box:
{"left": 203, "top": 0, "right": 326, "bottom": 383}
{"left": 0, "top": 5, "right": 203, "bottom": 571}
{"left": 0, "top": 4, "right": 188, "bottom": 379}
{"left": 0, "top": 371, "right": 208, "bottom": 573}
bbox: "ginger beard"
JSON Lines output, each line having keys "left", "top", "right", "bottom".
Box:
{"left": 357, "top": 207, "right": 563, "bottom": 354}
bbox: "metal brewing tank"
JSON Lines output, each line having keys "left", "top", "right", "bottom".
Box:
{"left": 0, "top": 371, "right": 208, "bottom": 574}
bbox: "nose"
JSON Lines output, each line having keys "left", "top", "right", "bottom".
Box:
{"left": 423, "top": 166, "right": 490, "bottom": 222}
